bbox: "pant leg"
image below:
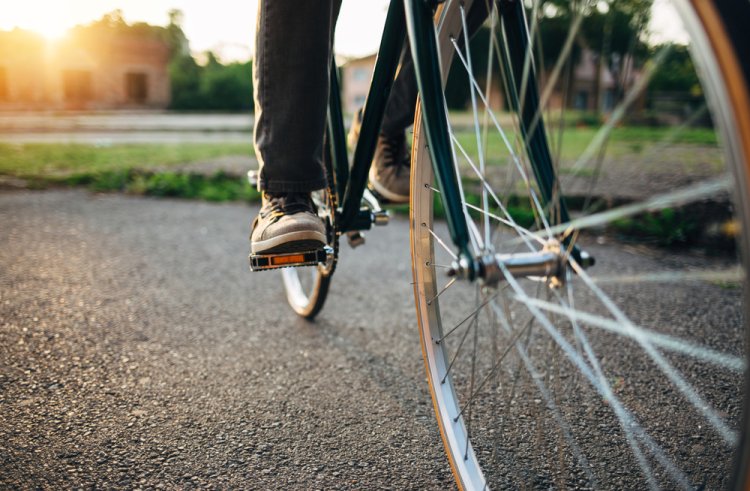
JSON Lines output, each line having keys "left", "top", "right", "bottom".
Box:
{"left": 253, "top": 0, "right": 342, "bottom": 193}
{"left": 381, "top": 0, "right": 491, "bottom": 137}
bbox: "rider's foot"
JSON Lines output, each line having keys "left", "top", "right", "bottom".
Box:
{"left": 349, "top": 109, "right": 411, "bottom": 204}
{"left": 250, "top": 192, "right": 327, "bottom": 254}
{"left": 369, "top": 132, "right": 411, "bottom": 203}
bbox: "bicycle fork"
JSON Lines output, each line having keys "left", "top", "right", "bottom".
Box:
{"left": 405, "top": 0, "right": 592, "bottom": 287}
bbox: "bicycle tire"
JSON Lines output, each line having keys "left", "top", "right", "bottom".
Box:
{"left": 410, "top": 1, "right": 750, "bottom": 489}
{"left": 281, "top": 135, "right": 339, "bottom": 320}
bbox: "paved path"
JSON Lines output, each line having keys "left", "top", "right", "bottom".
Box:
{"left": 0, "top": 112, "right": 253, "bottom": 144}
{"left": 0, "top": 190, "right": 742, "bottom": 489}
{"left": 0, "top": 190, "right": 451, "bottom": 489}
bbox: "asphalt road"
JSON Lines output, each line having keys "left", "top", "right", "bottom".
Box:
{"left": 0, "top": 190, "right": 744, "bottom": 489}
{"left": 0, "top": 190, "right": 451, "bottom": 489}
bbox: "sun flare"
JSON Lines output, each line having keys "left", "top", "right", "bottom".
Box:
{"left": 0, "top": 3, "right": 73, "bottom": 41}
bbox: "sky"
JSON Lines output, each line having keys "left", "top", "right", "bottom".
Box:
{"left": 1, "top": 0, "right": 683, "bottom": 62}
{"left": 0, "top": 0, "right": 392, "bottom": 61}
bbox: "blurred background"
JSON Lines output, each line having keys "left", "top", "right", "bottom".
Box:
{"left": 0, "top": 0, "right": 715, "bottom": 239}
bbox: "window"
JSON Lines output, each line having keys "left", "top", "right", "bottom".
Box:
{"left": 0, "top": 67, "right": 7, "bottom": 100}
{"left": 352, "top": 67, "right": 370, "bottom": 82}
{"left": 574, "top": 90, "right": 589, "bottom": 110}
{"left": 63, "top": 70, "right": 93, "bottom": 101}
{"left": 125, "top": 72, "right": 148, "bottom": 103}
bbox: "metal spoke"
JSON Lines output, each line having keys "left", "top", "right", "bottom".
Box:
{"left": 460, "top": 5, "right": 492, "bottom": 249}
{"left": 451, "top": 134, "right": 539, "bottom": 248}
{"left": 569, "top": 45, "right": 672, "bottom": 176}
{"left": 514, "top": 295, "right": 745, "bottom": 372}
{"left": 450, "top": 37, "right": 552, "bottom": 237}
{"left": 436, "top": 291, "right": 502, "bottom": 344}
{"left": 591, "top": 267, "right": 744, "bottom": 285}
{"left": 465, "top": 285, "right": 481, "bottom": 459}
{"left": 554, "top": 277, "right": 691, "bottom": 489}
{"left": 569, "top": 258, "right": 737, "bottom": 445}
{"left": 524, "top": 6, "right": 586, "bottom": 146}
{"left": 441, "top": 299, "right": 479, "bottom": 384}
{"left": 453, "top": 311, "right": 535, "bottom": 422}
{"left": 499, "top": 269, "right": 690, "bottom": 488}
{"left": 464, "top": 202, "right": 545, "bottom": 246}
{"left": 515, "top": 176, "right": 731, "bottom": 242}
{"left": 425, "top": 224, "right": 458, "bottom": 260}
{"left": 427, "top": 277, "right": 457, "bottom": 306}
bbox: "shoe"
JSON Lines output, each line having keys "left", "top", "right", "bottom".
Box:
{"left": 250, "top": 192, "right": 327, "bottom": 254}
{"left": 348, "top": 109, "right": 411, "bottom": 204}
{"left": 369, "top": 132, "right": 411, "bottom": 203}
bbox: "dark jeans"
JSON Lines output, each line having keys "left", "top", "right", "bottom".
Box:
{"left": 253, "top": 0, "right": 486, "bottom": 193}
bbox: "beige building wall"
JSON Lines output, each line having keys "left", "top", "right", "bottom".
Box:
{"left": 341, "top": 54, "right": 376, "bottom": 114}
{"left": 0, "top": 29, "right": 170, "bottom": 110}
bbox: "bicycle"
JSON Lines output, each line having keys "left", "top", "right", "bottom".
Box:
{"left": 250, "top": 0, "right": 750, "bottom": 489}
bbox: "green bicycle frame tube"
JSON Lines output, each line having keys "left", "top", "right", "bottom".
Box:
{"left": 498, "top": 0, "right": 570, "bottom": 225}
{"left": 403, "top": 0, "right": 473, "bottom": 261}
{"left": 339, "top": 0, "right": 407, "bottom": 230}
{"left": 327, "top": 62, "right": 349, "bottom": 203}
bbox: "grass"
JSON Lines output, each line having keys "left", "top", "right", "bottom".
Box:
{"left": 0, "top": 142, "right": 254, "bottom": 179}
{"left": 451, "top": 124, "right": 718, "bottom": 168}
{"left": 0, "top": 126, "right": 724, "bottom": 246}
{"left": 66, "top": 169, "right": 260, "bottom": 202}
{"left": 0, "top": 142, "right": 259, "bottom": 203}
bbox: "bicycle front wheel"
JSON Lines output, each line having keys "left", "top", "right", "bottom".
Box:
{"left": 410, "top": 0, "right": 750, "bottom": 489}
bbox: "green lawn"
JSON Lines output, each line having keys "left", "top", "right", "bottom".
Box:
{"left": 451, "top": 125, "right": 718, "bottom": 168}
{"left": 0, "top": 142, "right": 259, "bottom": 202}
{"left": 0, "top": 142, "right": 254, "bottom": 179}
{"left": 0, "top": 125, "right": 717, "bottom": 181}
{"left": 0, "top": 124, "right": 720, "bottom": 205}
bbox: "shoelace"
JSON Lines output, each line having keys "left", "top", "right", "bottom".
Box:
{"left": 379, "top": 133, "right": 411, "bottom": 169}
{"left": 260, "top": 193, "right": 316, "bottom": 224}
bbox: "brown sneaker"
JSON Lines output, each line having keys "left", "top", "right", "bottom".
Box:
{"left": 349, "top": 109, "right": 411, "bottom": 204}
{"left": 250, "top": 192, "right": 327, "bottom": 254}
{"left": 369, "top": 132, "right": 411, "bottom": 203}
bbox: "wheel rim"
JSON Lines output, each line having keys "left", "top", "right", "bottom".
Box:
{"left": 281, "top": 188, "right": 336, "bottom": 319}
{"left": 410, "top": 1, "right": 750, "bottom": 489}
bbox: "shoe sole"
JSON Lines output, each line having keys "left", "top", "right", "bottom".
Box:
{"left": 369, "top": 167, "right": 409, "bottom": 204}
{"left": 251, "top": 230, "right": 327, "bottom": 254}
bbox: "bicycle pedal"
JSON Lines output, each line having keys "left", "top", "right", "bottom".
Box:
{"left": 249, "top": 246, "right": 334, "bottom": 272}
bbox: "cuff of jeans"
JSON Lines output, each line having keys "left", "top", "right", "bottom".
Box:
{"left": 259, "top": 177, "right": 328, "bottom": 193}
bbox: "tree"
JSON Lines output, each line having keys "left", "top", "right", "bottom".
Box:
{"left": 201, "top": 60, "right": 254, "bottom": 111}
{"left": 537, "top": 0, "right": 652, "bottom": 111}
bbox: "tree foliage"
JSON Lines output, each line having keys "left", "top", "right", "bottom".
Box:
{"left": 68, "top": 10, "right": 254, "bottom": 111}
{"left": 445, "top": 0, "right": 655, "bottom": 111}
{"left": 648, "top": 44, "right": 700, "bottom": 94}
{"left": 165, "top": 12, "right": 254, "bottom": 111}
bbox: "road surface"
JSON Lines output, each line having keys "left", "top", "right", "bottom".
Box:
{"left": 0, "top": 190, "right": 451, "bottom": 488}
{"left": 0, "top": 189, "right": 743, "bottom": 489}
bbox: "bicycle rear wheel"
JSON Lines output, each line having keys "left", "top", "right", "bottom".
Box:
{"left": 280, "top": 186, "right": 337, "bottom": 318}
{"left": 410, "top": 0, "right": 750, "bottom": 489}
{"left": 281, "top": 135, "right": 339, "bottom": 319}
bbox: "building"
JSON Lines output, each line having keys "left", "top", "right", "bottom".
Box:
{"left": 341, "top": 48, "right": 642, "bottom": 116}
{"left": 0, "top": 27, "right": 171, "bottom": 110}
{"left": 340, "top": 54, "right": 376, "bottom": 114}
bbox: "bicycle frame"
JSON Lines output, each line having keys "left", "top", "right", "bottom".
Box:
{"left": 327, "top": 0, "right": 572, "bottom": 272}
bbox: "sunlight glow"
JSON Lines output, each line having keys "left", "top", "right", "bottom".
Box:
{"left": 0, "top": 0, "right": 684, "bottom": 62}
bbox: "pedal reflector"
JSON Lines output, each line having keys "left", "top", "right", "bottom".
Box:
{"left": 249, "top": 246, "right": 334, "bottom": 272}
{"left": 272, "top": 254, "right": 306, "bottom": 266}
